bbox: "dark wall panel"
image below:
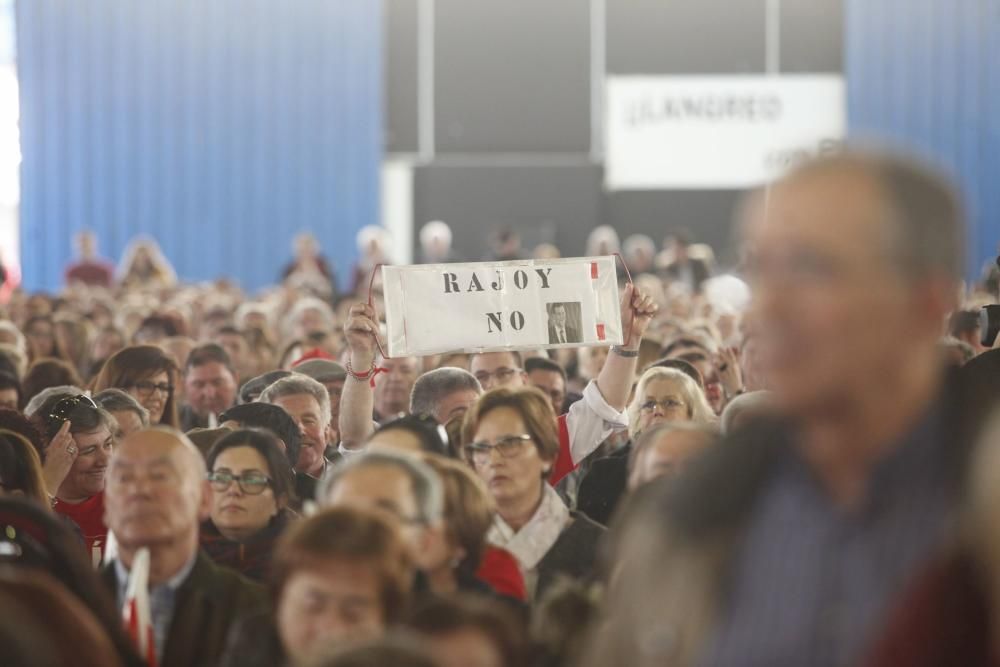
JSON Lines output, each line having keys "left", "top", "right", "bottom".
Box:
{"left": 413, "top": 165, "right": 603, "bottom": 260}
{"left": 434, "top": 0, "right": 590, "bottom": 152}
{"left": 780, "top": 0, "right": 843, "bottom": 72}
{"left": 607, "top": 0, "right": 767, "bottom": 74}
{"left": 602, "top": 190, "right": 745, "bottom": 266}
{"left": 385, "top": 0, "right": 419, "bottom": 153}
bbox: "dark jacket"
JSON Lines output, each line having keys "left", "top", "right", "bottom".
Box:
{"left": 580, "top": 369, "right": 989, "bottom": 667}
{"left": 218, "top": 612, "right": 286, "bottom": 667}
{"left": 200, "top": 509, "right": 296, "bottom": 583}
{"left": 179, "top": 404, "right": 209, "bottom": 433}
{"left": 535, "top": 512, "right": 606, "bottom": 600}
{"left": 101, "top": 551, "right": 268, "bottom": 667}
{"left": 862, "top": 551, "right": 997, "bottom": 667}
{"left": 576, "top": 442, "right": 632, "bottom": 526}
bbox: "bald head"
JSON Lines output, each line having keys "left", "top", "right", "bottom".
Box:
{"left": 106, "top": 426, "right": 210, "bottom": 554}
{"left": 115, "top": 426, "right": 206, "bottom": 480}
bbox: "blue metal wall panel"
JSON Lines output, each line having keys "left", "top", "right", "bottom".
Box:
{"left": 846, "top": 0, "right": 1000, "bottom": 282}
{"left": 16, "top": 0, "right": 382, "bottom": 292}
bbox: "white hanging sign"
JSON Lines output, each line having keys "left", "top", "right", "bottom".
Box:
{"left": 605, "top": 75, "right": 846, "bottom": 189}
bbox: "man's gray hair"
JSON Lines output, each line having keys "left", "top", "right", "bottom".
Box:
{"left": 410, "top": 367, "right": 482, "bottom": 418}
{"left": 317, "top": 450, "right": 444, "bottom": 524}
{"left": 787, "top": 150, "right": 965, "bottom": 282}
{"left": 94, "top": 388, "right": 151, "bottom": 427}
{"left": 259, "top": 374, "right": 331, "bottom": 428}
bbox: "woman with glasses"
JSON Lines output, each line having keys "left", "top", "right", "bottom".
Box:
{"left": 30, "top": 391, "right": 116, "bottom": 564}
{"left": 626, "top": 366, "right": 716, "bottom": 439}
{"left": 461, "top": 387, "right": 604, "bottom": 601}
{"left": 576, "top": 366, "right": 717, "bottom": 526}
{"left": 200, "top": 429, "right": 296, "bottom": 582}
{"left": 91, "top": 345, "right": 180, "bottom": 428}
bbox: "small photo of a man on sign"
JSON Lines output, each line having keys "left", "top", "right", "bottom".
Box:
{"left": 546, "top": 301, "right": 582, "bottom": 345}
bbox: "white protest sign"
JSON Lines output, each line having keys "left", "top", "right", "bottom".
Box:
{"left": 382, "top": 257, "right": 622, "bottom": 357}
{"left": 605, "top": 75, "right": 846, "bottom": 189}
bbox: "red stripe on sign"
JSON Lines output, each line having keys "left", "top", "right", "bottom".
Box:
{"left": 596, "top": 323, "right": 606, "bottom": 340}
{"left": 591, "top": 262, "right": 598, "bottom": 279}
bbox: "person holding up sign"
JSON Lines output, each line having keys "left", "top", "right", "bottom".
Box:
{"left": 339, "top": 283, "right": 658, "bottom": 485}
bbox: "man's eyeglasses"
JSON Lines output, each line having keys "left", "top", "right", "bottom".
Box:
{"left": 473, "top": 368, "right": 522, "bottom": 385}
{"left": 207, "top": 470, "right": 272, "bottom": 495}
{"left": 46, "top": 394, "right": 98, "bottom": 431}
{"left": 465, "top": 434, "right": 533, "bottom": 465}
{"left": 639, "top": 397, "right": 687, "bottom": 414}
{"left": 129, "top": 381, "right": 174, "bottom": 399}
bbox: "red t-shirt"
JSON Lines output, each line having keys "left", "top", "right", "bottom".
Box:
{"left": 53, "top": 491, "right": 107, "bottom": 566}
{"left": 476, "top": 545, "right": 528, "bottom": 602}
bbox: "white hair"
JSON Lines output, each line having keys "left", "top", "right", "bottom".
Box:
{"left": 586, "top": 225, "right": 621, "bottom": 256}
{"left": 623, "top": 234, "right": 655, "bottom": 262}
{"left": 420, "top": 220, "right": 452, "bottom": 248}
{"left": 356, "top": 225, "right": 392, "bottom": 256}
{"left": 259, "top": 374, "right": 331, "bottom": 431}
{"left": 626, "top": 367, "right": 716, "bottom": 439}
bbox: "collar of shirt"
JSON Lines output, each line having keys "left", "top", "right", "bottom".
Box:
{"left": 337, "top": 442, "right": 366, "bottom": 458}
{"left": 488, "top": 483, "right": 571, "bottom": 572}
{"left": 114, "top": 550, "right": 198, "bottom": 604}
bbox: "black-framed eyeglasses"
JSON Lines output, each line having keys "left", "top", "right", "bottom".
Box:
{"left": 129, "top": 381, "right": 174, "bottom": 399}
{"left": 465, "top": 434, "right": 533, "bottom": 465}
{"left": 45, "top": 394, "right": 98, "bottom": 432}
{"left": 207, "top": 470, "right": 273, "bottom": 495}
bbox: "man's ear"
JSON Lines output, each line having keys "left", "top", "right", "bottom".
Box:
{"left": 197, "top": 479, "right": 213, "bottom": 522}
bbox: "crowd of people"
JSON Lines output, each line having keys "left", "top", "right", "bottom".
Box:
{"left": 1, "top": 149, "right": 1000, "bottom": 667}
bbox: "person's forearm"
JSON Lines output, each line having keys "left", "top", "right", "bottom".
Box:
{"left": 339, "top": 351, "right": 377, "bottom": 449}
{"left": 595, "top": 343, "right": 639, "bottom": 412}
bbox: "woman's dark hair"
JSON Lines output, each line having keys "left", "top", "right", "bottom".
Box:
{"left": 23, "top": 315, "right": 68, "bottom": 362}
{"left": 0, "top": 410, "right": 45, "bottom": 460}
{"left": 29, "top": 392, "right": 116, "bottom": 444}
{"left": 22, "top": 360, "right": 84, "bottom": 407}
{"left": 218, "top": 403, "right": 302, "bottom": 468}
{"left": 205, "top": 429, "right": 295, "bottom": 505}
{"left": 373, "top": 414, "right": 449, "bottom": 457}
{"left": 308, "top": 633, "right": 436, "bottom": 667}
{"left": 270, "top": 507, "right": 414, "bottom": 624}
{"left": 133, "top": 313, "right": 187, "bottom": 342}
{"left": 90, "top": 345, "right": 179, "bottom": 427}
{"left": 0, "top": 496, "right": 143, "bottom": 666}
{"left": 0, "top": 371, "right": 23, "bottom": 410}
{"left": 0, "top": 430, "right": 47, "bottom": 504}
{"left": 405, "top": 595, "right": 527, "bottom": 667}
